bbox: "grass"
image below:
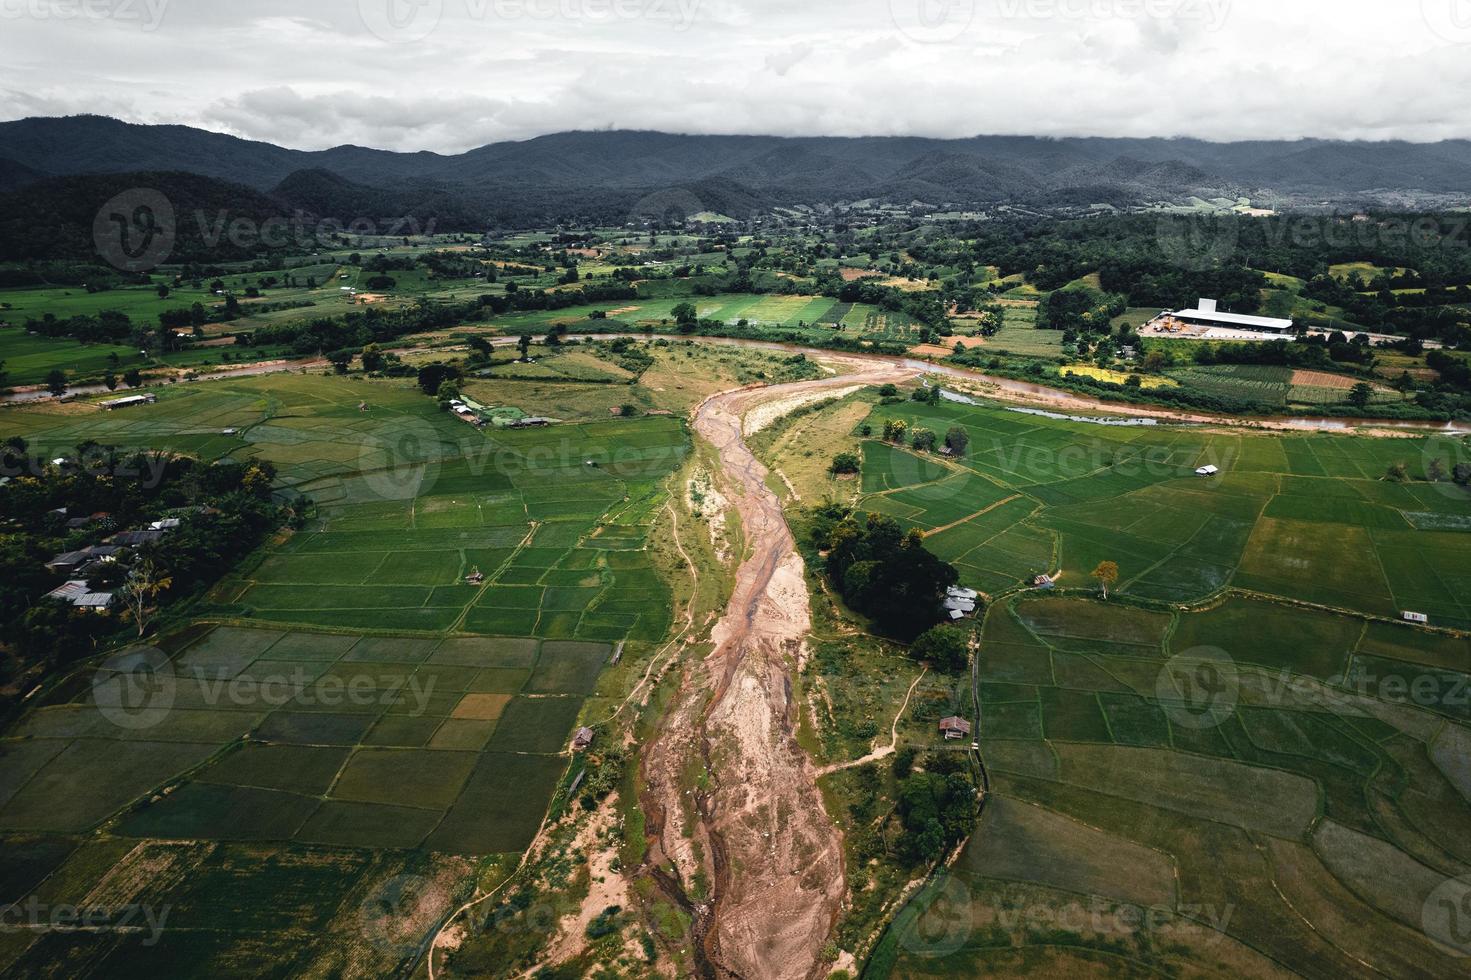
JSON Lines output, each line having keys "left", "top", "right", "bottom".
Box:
{"left": 855, "top": 396, "right": 1471, "bottom": 627}
{"left": 880, "top": 587, "right": 1471, "bottom": 979}
{"left": 0, "top": 366, "right": 695, "bottom": 975}
{"left": 1, "top": 623, "right": 602, "bottom": 861}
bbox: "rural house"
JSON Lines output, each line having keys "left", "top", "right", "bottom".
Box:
{"left": 939, "top": 716, "right": 972, "bottom": 740}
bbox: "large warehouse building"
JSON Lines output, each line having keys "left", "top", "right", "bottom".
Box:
{"left": 1160, "top": 298, "right": 1295, "bottom": 335}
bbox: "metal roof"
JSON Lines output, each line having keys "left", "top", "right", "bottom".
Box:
{"left": 1172, "top": 306, "right": 1294, "bottom": 331}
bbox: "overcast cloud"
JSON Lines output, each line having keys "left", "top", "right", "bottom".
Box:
{"left": 2, "top": 0, "right": 1471, "bottom": 152}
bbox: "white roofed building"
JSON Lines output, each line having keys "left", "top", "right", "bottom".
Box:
{"left": 1173, "top": 298, "right": 1294, "bottom": 333}
{"left": 1148, "top": 299, "right": 1295, "bottom": 340}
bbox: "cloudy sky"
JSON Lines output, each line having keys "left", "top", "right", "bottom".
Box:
{"left": 3, "top": 0, "right": 1471, "bottom": 152}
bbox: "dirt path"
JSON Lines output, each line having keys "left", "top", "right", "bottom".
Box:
{"left": 641, "top": 364, "right": 916, "bottom": 980}
{"left": 815, "top": 666, "right": 928, "bottom": 778}
{"left": 921, "top": 494, "right": 1022, "bottom": 539}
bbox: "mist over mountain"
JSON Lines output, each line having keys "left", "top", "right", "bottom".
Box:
{"left": 4, "top": 115, "right": 1471, "bottom": 230}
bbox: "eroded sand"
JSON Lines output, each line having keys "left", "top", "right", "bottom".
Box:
{"left": 641, "top": 363, "right": 916, "bottom": 980}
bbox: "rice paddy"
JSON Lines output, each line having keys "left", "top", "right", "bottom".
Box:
{"left": 884, "top": 592, "right": 1471, "bottom": 979}
{"left": 858, "top": 397, "right": 1471, "bottom": 628}
{"left": 0, "top": 364, "right": 691, "bottom": 975}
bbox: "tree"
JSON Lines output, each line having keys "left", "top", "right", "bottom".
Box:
{"left": 882, "top": 419, "right": 908, "bottom": 443}
{"left": 910, "top": 625, "right": 971, "bottom": 673}
{"left": 1387, "top": 462, "right": 1409, "bottom": 483}
{"left": 1091, "top": 561, "right": 1120, "bottom": 600}
{"left": 1454, "top": 463, "right": 1471, "bottom": 487}
{"left": 830, "top": 452, "right": 861, "bottom": 475}
{"left": 104, "top": 372, "right": 118, "bottom": 391}
{"left": 1347, "top": 382, "right": 1374, "bottom": 408}
{"left": 119, "top": 559, "right": 173, "bottom": 638}
{"left": 517, "top": 335, "right": 533, "bottom": 361}
{"left": 417, "top": 363, "right": 461, "bottom": 396}
{"left": 671, "top": 302, "right": 698, "bottom": 328}
{"left": 156, "top": 284, "right": 170, "bottom": 299}
{"left": 944, "top": 426, "right": 969, "bottom": 456}
{"left": 45, "top": 369, "right": 67, "bottom": 397}
{"left": 122, "top": 368, "right": 143, "bottom": 389}
{"left": 1427, "top": 458, "right": 1447, "bottom": 482}
{"left": 619, "top": 404, "right": 638, "bottom": 417}
{"left": 910, "top": 385, "right": 940, "bottom": 405}
{"left": 326, "top": 349, "right": 355, "bottom": 375}
{"left": 360, "top": 344, "right": 386, "bottom": 373}
{"left": 911, "top": 428, "right": 937, "bottom": 452}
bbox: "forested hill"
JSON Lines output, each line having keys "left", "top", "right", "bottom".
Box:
{"left": 6, "top": 116, "right": 1471, "bottom": 216}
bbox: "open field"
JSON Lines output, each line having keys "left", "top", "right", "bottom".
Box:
{"left": 0, "top": 328, "right": 143, "bottom": 385}
{"left": 858, "top": 396, "right": 1471, "bottom": 627}
{"left": 2, "top": 625, "right": 592, "bottom": 851}
{"left": 0, "top": 619, "right": 596, "bottom": 974}
{"left": 0, "top": 360, "right": 699, "bottom": 976}
{"left": 885, "top": 592, "right": 1471, "bottom": 979}
{"left": 1166, "top": 363, "right": 1410, "bottom": 408}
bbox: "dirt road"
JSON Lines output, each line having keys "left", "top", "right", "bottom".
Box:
{"left": 641, "top": 363, "right": 915, "bottom": 980}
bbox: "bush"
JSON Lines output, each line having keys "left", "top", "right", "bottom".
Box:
{"left": 830, "top": 452, "right": 861, "bottom": 475}
{"left": 911, "top": 625, "right": 972, "bottom": 673}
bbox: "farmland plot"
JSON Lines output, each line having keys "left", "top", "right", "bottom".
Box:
{"left": 887, "top": 592, "right": 1471, "bottom": 979}
{"left": 858, "top": 398, "right": 1471, "bottom": 628}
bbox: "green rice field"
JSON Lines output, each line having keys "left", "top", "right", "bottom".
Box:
{"left": 860, "top": 398, "right": 1471, "bottom": 628}
{"left": 882, "top": 592, "right": 1471, "bottom": 979}
{"left": 0, "top": 366, "right": 689, "bottom": 976}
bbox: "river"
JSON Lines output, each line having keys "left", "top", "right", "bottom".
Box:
{"left": 5, "top": 333, "right": 1468, "bottom": 436}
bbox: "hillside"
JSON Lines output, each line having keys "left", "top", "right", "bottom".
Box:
{"left": 4, "top": 117, "right": 1471, "bottom": 227}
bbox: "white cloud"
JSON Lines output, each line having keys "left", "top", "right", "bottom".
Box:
{"left": 1, "top": 0, "right": 1469, "bottom": 151}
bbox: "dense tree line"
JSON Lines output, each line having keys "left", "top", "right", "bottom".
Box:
{"left": 807, "top": 505, "right": 958, "bottom": 639}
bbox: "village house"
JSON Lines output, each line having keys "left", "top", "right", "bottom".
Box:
{"left": 45, "top": 545, "right": 123, "bottom": 575}
{"left": 44, "top": 580, "right": 115, "bottom": 613}
{"left": 939, "top": 716, "right": 972, "bottom": 740}
{"left": 942, "top": 586, "right": 979, "bottom": 620}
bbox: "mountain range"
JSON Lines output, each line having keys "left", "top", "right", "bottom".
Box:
{"left": 3, "top": 115, "right": 1471, "bottom": 231}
